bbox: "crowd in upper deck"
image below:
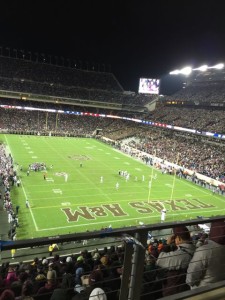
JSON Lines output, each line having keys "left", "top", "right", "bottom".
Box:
{"left": 164, "top": 81, "right": 225, "bottom": 103}
{"left": 0, "top": 57, "right": 155, "bottom": 107}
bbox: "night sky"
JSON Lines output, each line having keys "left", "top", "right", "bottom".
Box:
{"left": 0, "top": 0, "right": 225, "bottom": 93}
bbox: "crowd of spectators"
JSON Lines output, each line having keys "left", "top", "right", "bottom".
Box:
{"left": 149, "top": 104, "right": 225, "bottom": 133}
{"left": 164, "top": 81, "right": 225, "bottom": 104}
{"left": 0, "top": 103, "right": 225, "bottom": 183}
{"left": 0, "top": 57, "right": 154, "bottom": 108}
{"left": 0, "top": 145, "right": 19, "bottom": 240}
{"left": 0, "top": 221, "right": 225, "bottom": 299}
{"left": 0, "top": 244, "right": 125, "bottom": 300}
{"left": 124, "top": 127, "right": 225, "bottom": 183}
{"left": 0, "top": 57, "right": 122, "bottom": 92}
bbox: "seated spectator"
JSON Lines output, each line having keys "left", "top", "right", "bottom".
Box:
{"left": 86, "top": 270, "right": 107, "bottom": 299}
{"left": 0, "top": 289, "right": 15, "bottom": 300}
{"left": 10, "top": 272, "right": 29, "bottom": 297}
{"left": 50, "top": 273, "right": 75, "bottom": 300}
{"left": 141, "top": 255, "right": 162, "bottom": 299}
{"left": 61, "top": 263, "right": 75, "bottom": 289}
{"left": 71, "top": 284, "right": 88, "bottom": 300}
{"left": 16, "top": 279, "right": 34, "bottom": 300}
{"left": 4, "top": 267, "right": 17, "bottom": 286}
{"left": 156, "top": 226, "right": 195, "bottom": 297}
{"left": 186, "top": 220, "right": 225, "bottom": 288}
{"left": 33, "top": 266, "right": 47, "bottom": 293}
{"left": 103, "top": 260, "right": 122, "bottom": 299}
{"left": 89, "top": 287, "right": 107, "bottom": 300}
{"left": 36, "top": 265, "right": 58, "bottom": 294}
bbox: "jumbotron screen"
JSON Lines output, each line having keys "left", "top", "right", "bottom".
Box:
{"left": 138, "top": 78, "right": 160, "bottom": 94}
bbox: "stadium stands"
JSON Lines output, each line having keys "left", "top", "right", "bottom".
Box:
{"left": 0, "top": 57, "right": 154, "bottom": 109}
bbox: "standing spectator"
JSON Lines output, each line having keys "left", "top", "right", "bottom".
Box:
{"left": 186, "top": 220, "right": 225, "bottom": 288}
{"left": 156, "top": 226, "right": 195, "bottom": 297}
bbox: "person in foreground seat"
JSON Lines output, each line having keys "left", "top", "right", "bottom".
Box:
{"left": 186, "top": 220, "right": 225, "bottom": 288}
{"left": 156, "top": 226, "right": 195, "bottom": 297}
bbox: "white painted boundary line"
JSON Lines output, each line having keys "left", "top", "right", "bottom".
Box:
{"left": 4, "top": 135, "right": 39, "bottom": 231}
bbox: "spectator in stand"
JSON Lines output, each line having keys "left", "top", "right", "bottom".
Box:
{"left": 17, "top": 280, "right": 34, "bottom": 300}
{"left": 156, "top": 226, "right": 195, "bottom": 297}
{"left": 0, "top": 289, "right": 15, "bottom": 300}
{"left": 36, "top": 263, "right": 58, "bottom": 295}
{"left": 186, "top": 220, "right": 225, "bottom": 288}
{"left": 86, "top": 270, "right": 107, "bottom": 300}
{"left": 3, "top": 267, "right": 17, "bottom": 286}
{"left": 141, "top": 254, "right": 162, "bottom": 300}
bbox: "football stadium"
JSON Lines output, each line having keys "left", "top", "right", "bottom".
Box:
{"left": 0, "top": 54, "right": 225, "bottom": 299}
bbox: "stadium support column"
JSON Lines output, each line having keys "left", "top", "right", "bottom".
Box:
{"left": 119, "top": 241, "right": 133, "bottom": 300}
{"left": 127, "top": 231, "right": 147, "bottom": 300}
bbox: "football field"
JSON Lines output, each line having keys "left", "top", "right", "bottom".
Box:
{"left": 1, "top": 134, "right": 225, "bottom": 240}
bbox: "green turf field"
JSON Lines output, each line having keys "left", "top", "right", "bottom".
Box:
{"left": 1, "top": 134, "right": 225, "bottom": 239}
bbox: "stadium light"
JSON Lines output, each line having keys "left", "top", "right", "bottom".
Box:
{"left": 170, "top": 67, "right": 192, "bottom": 76}
{"left": 209, "top": 63, "right": 224, "bottom": 70}
{"left": 169, "top": 62, "right": 224, "bottom": 76}
{"left": 169, "top": 69, "right": 180, "bottom": 75}
{"left": 193, "top": 65, "right": 208, "bottom": 72}
{"left": 179, "top": 66, "right": 192, "bottom": 75}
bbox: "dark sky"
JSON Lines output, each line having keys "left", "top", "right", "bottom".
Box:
{"left": 0, "top": 0, "right": 225, "bottom": 93}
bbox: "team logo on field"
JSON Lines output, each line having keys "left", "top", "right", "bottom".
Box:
{"left": 61, "top": 199, "right": 216, "bottom": 222}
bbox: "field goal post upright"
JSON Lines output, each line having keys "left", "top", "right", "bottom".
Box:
{"left": 147, "top": 148, "right": 156, "bottom": 203}
{"left": 170, "top": 151, "right": 180, "bottom": 221}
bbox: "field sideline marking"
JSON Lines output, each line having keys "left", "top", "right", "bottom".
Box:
{"left": 4, "top": 135, "right": 39, "bottom": 231}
